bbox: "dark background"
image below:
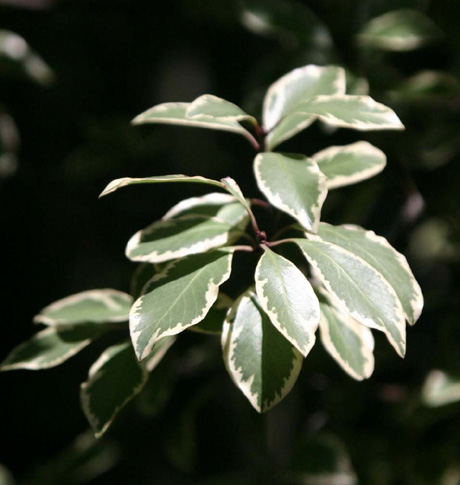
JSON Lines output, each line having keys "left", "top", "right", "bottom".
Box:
{"left": 1, "top": 0, "right": 460, "bottom": 483}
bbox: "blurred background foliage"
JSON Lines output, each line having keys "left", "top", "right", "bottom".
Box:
{"left": 1, "top": 0, "right": 460, "bottom": 483}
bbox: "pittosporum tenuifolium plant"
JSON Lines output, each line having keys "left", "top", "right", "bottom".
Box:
{"left": 1, "top": 65, "right": 423, "bottom": 436}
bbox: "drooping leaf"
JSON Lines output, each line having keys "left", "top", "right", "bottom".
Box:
{"left": 130, "top": 250, "right": 233, "bottom": 360}
{"left": 190, "top": 293, "right": 232, "bottom": 334}
{"left": 358, "top": 10, "right": 442, "bottom": 52}
{"left": 316, "top": 223, "right": 423, "bottom": 325}
{"left": 293, "top": 238, "right": 406, "bottom": 357}
{"left": 222, "top": 290, "right": 303, "bottom": 412}
{"left": 263, "top": 65, "right": 346, "bottom": 149}
{"left": 126, "top": 214, "right": 247, "bottom": 264}
{"left": 255, "top": 247, "right": 319, "bottom": 357}
{"left": 292, "top": 95, "right": 405, "bottom": 131}
{"left": 318, "top": 292, "right": 374, "bottom": 381}
{"left": 220, "top": 177, "right": 253, "bottom": 214}
{"left": 254, "top": 152, "right": 327, "bottom": 232}
{"left": 99, "top": 174, "right": 224, "bottom": 198}
{"left": 0, "top": 326, "right": 105, "bottom": 371}
{"left": 34, "top": 289, "right": 133, "bottom": 327}
{"left": 186, "top": 94, "right": 258, "bottom": 127}
{"left": 312, "top": 141, "right": 387, "bottom": 189}
{"left": 81, "top": 341, "right": 148, "bottom": 437}
{"left": 131, "top": 102, "right": 258, "bottom": 147}
{"left": 422, "top": 370, "right": 460, "bottom": 408}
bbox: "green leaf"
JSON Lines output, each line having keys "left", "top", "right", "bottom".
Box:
{"left": 220, "top": 177, "right": 253, "bottom": 214}
{"left": 81, "top": 341, "right": 148, "bottom": 437}
{"left": 0, "top": 327, "right": 105, "bottom": 371}
{"left": 190, "top": 293, "right": 232, "bottom": 334}
{"left": 126, "top": 215, "right": 247, "bottom": 264}
{"left": 422, "top": 370, "right": 460, "bottom": 408}
{"left": 99, "top": 174, "right": 224, "bottom": 198}
{"left": 312, "top": 141, "right": 387, "bottom": 189}
{"left": 34, "top": 289, "right": 133, "bottom": 327}
{"left": 254, "top": 152, "right": 327, "bottom": 232}
{"left": 316, "top": 223, "right": 423, "bottom": 325}
{"left": 292, "top": 95, "right": 405, "bottom": 131}
{"left": 130, "top": 250, "right": 234, "bottom": 360}
{"left": 222, "top": 290, "right": 303, "bottom": 412}
{"left": 255, "top": 247, "right": 319, "bottom": 357}
{"left": 319, "top": 292, "right": 374, "bottom": 381}
{"left": 130, "top": 263, "right": 157, "bottom": 300}
{"left": 264, "top": 65, "right": 345, "bottom": 150}
{"left": 186, "top": 94, "right": 258, "bottom": 126}
{"left": 143, "top": 336, "right": 176, "bottom": 372}
{"left": 132, "top": 102, "right": 258, "bottom": 147}
{"left": 358, "top": 9, "right": 442, "bottom": 52}
{"left": 293, "top": 238, "right": 406, "bottom": 357}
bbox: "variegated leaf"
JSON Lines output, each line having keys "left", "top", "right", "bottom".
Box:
{"left": 132, "top": 102, "right": 258, "bottom": 146}
{"left": 358, "top": 9, "right": 441, "bottom": 52}
{"left": 130, "top": 250, "right": 233, "bottom": 360}
{"left": 312, "top": 141, "right": 387, "bottom": 189}
{"left": 126, "top": 214, "right": 246, "bottom": 264}
{"left": 186, "top": 94, "right": 257, "bottom": 127}
{"left": 189, "top": 293, "right": 232, "bottom": 334}
{"left": 220, "top": 177, "right": 252, "bottom": 214}
{"left": 293, "top": 238, "right": 406, "bottom": 357}
{"left": 81, "top": 341, "right": 148, "bottom": 437}
{"left": 292, "top": 95, "right": 405, "bottom": 131}
{"left": 143, "top": 336, "right": 176, "bottom": 372}
{"left": 222, "top": 290, "right": 303, "bottom": 412}
{"left": 263, "top": 65, "right": 346, "bottom": 150}
{"left": 0, "top": 326, "right": 105, "bottom": 371}
{"left": 316, "top": 223, "right": 423, "bottom": 325}
{"left": 254, "top": 152, "right": 327, "bottom": 232}
{"left": 255, "top": 247, "right": 319, "bottom": 357}
{"left": 319, "top": 292, "right": 374, "bottom": 381}
{"left": 34, "top": 289, "right": 133, "bottom": 327}
{"left": 99, "top": 174, "right": 224, "bottom": 198}
{"left": 130, "top": 263, "right": 157, "bottom": 300}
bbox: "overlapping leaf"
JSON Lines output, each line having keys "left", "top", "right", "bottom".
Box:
{"left": 263, "top": 65, "right": 346, "bottom": 149}
{"left": 316, "top": 223, "right": 423, "bottom": 325}
{"left": 130, "top": 250, "right": 233, "bottom": 360}
{"left": 312, "top": 141, "right": 387, "bottom": 189}
{"left": 132, "top": 102, "right": 258, "bottom": 146}
{"left": 255, "top": 247, "right": 319, "bottom": 356}
{"left": 319, "top": 293, "right": 374, "bottom": 381}
{"left": 0, "top": 326, "right": 105, "bottom": 371}
{"left": 222, "top": 290, "right": 303, "bottom": 412}
{"left": 293, "top": 238, "right": 406, "bottom": 357}
{"left": 254, "top": 152, "right": 327, "bottom": 232}
{"left": 81, "top": 341, "right": 149, "bottom": 437}
{"left": 358, "top": 9, "right": 442, "bottom": 52}
{"left": 34, "top": 289, "right": 133, "bottom": 327}
{"left": 291, "top": 95, "right": 405, "bottom": 131}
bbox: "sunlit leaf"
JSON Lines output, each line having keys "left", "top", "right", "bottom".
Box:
{"left": 222, "top": 290, "right": 303, "bottom": 412}
{"left": 293, "top": 238, "right": 406, "bottom": 357}
{"left": 132, "top": 102, "right": 258, "bottom": 147}
{"left": 130, "top": 250, "right": 233, "bottom": 360}
{"left": 319, "top": 292, "right": 374, "bottom": 381}
{"left": 255, "top": 247, "right": 319, "bottom": 357}
{"left": 317, "top": 223, "right": 423, "bottom": 325}
{"left": 312, "top": 141, "right": 387, "bottom": 189}
{"left": 254, "top": 152, "right": 327, "bottom": 232}
{"left": 34, "top": 289, "right": 133, "bottom": 327}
